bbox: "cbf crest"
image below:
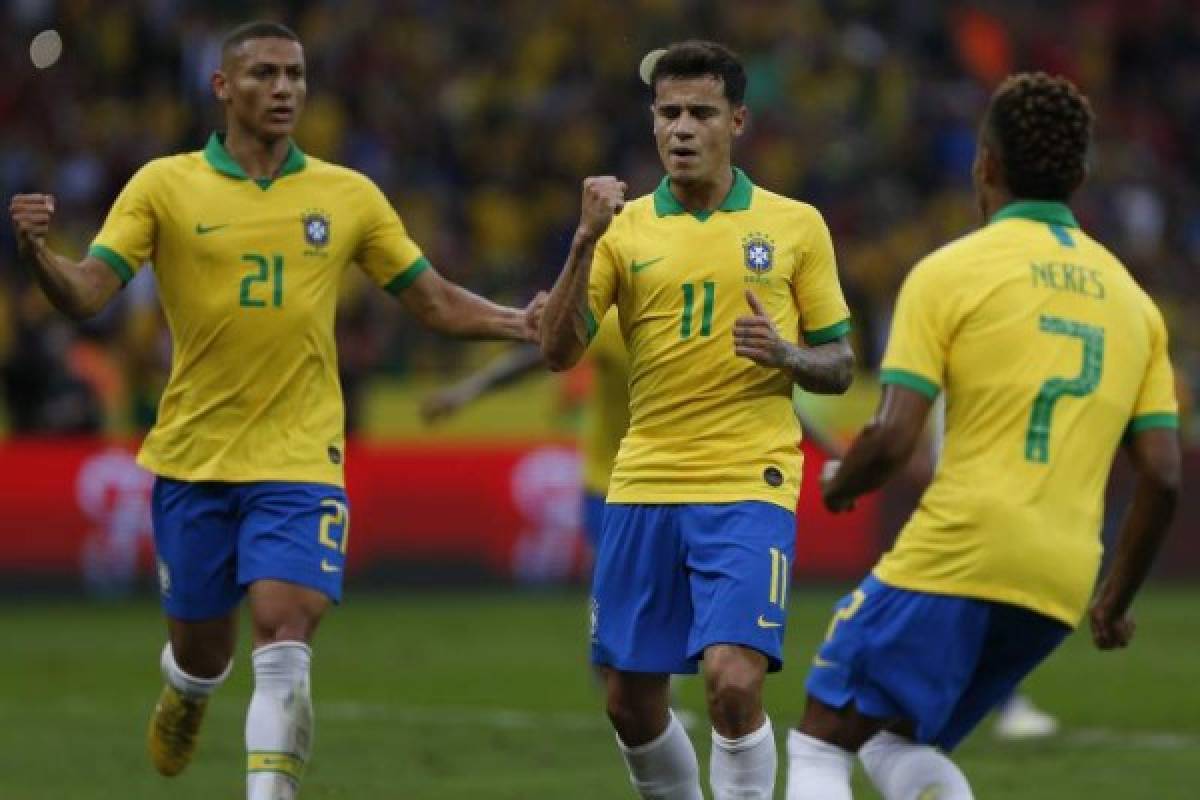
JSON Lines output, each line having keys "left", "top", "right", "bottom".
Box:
{"left": 302, "top": 209, "right": 331, "bottom": 250}
{"left": 742, "top": 232, "right": 775, "bottom": 274}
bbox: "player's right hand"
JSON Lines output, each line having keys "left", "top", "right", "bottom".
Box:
{"left": 9, "top": 193, "right": 56, "bottom": 252}
{"left": 1088, "top": 602, "right": 1135, "bottom": 650}
{"left": 577, "top": 176, "right": 626, "bottom": 243}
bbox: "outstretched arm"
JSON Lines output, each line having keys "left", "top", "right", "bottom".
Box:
{"left": 1089, "top": 428, "right": 1181, "bottom": 650}
{"left": 820, "top": 384, "right": 932, "bottom": 512}
{"left": 421, "top": 344, "right": 545, "bottom": 424}
{"left": 733, "top": 291, "right": 854, "bottom": 394}
{"left": 540, "top": 176, "right": 626, "bottom": 372}
{"left": 9, "top": 194, "right": 122, "bottom": 320}
{"left": 398, "top": 267, "right": 544, "bottom": 343}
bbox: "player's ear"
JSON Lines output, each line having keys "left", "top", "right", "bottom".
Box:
{"left": 212, "top": 70, "right": 229, "bottom": 103}
{"left": 731, "top": 104, "right": 747, "bottom": 138}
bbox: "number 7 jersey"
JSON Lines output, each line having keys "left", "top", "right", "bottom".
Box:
{"left": 89, "top": 133, "right": 429, "bottom": 486}
{"left": 586, "top": 169, "right": 851, "bottom": 510}
{"left": 875, "top": 201, "right": 1179, "bottom": 626}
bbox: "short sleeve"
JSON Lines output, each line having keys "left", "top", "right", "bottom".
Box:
{"left": 792, "top": 208, "right": 851, "bottom": 344}
{"left": 1128, "top": 301, "right": 1179, "bottom": 434}
{"left": 585, "top": 231, "right": 620, "bottom": 343}
{"left": 355, "top": 179, "right": 428, "bottom": 294}
{"left": 89, "top": 164, "right": 160, "bottom": 285}
{"left": 879, "top": 259, "right": 950, "bottom": 400}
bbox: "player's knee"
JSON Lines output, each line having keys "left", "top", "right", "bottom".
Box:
{"left": 248, "top": 581, "right": 328, "bottom": 645}
{"left": 704, "top": 657, "right": 765, "bottom": 735}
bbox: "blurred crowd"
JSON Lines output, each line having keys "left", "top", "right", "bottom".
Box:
{"left": 0, "top": 0, "right": 1196, "bottom": 438}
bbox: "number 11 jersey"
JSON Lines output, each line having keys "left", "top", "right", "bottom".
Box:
{"left": 586, "top": 169, "right": 851, "bottom": 510}
{"left": 90, "top": 133, "right": 428, "bottom": 486}
{"left": 875, "top": 201, "right": 1178, "bottom": 626}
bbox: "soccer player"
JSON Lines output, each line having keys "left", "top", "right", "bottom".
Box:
{"left": 785, "top": 72, "right": 1181, "bottom": 800}
{"left": 540, "top": 41, "right": 854, "bottom": 800}
{"left": 8, "top": 21, "right": 541, "bottom": 800}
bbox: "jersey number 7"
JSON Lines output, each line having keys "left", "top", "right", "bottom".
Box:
{"left": 1025, "top": 314, "right": 1105, "bottom": 464}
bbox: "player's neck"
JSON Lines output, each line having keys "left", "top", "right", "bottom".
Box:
{"left": 222, "top": 126, "right": 292, "bottom": 181}
{"left": 979, "top": 187, "right": 1015, "bottom": 223}
{"left": 669, "top": 167, "right": 734, "bottom": 212}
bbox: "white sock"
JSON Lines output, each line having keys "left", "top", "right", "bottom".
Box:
{"left": 617, "top": 710, "right": 704, "bottom": 800}
{"left": 785, "top": 729, "right": 854, "bottom": 800}
{"left": 710, "top": 716, "right": 777, "bottom": 799}
{"left": 160, "top": 643, "right": 231, "bottom": 697}
{"left": 245, "top": 642, "right": 313, "bottom": 800}
{"left": 859, "top": 732, "right": 974, "bottom": 800}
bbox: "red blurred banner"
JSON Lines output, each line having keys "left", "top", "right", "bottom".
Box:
{"left": 0, "top": 439, "right": 878, "bottom": 592}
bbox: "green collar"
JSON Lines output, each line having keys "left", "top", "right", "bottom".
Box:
{"left": 653, "top": 167, "right": 754, "bottom": 220}
{"left": 989, "top": 200, "right": 1078, "bottom": 229}
{"left": 203, "top": 132, "right": 306, "bottom": 190}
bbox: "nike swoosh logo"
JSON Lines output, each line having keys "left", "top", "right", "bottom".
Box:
{"left": 195, "top": 223, "right": 229, "bottom": 234}
{"left": 320, "top": 559, "right": 341, "bottom": 573}
{"left": 812, "top": 655, "right": 838, "bottom": 668}
{"left": 756, "top": 614, "right": 783, "bottom": 629}
{"left": 631, "top": 256, "right": 665, "bottom": 274}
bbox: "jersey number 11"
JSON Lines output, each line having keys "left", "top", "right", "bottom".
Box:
{"left": 680, "top": 282, "right": 715, "bottom": 339}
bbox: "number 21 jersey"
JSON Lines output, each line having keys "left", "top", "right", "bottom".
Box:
{"left": 90, "top": 133, "right": 428, "bottom": 486}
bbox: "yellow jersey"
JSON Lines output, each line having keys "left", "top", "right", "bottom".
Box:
{"left": 580, "top": 310, "right": 630, "bottom": 495}
{"left": 90, "top": 133, "right": 428, "bottom": 486}
{"left": 587, "top": 169, "right": 851, "bottom": 509}
{"left": 874, "top": 201, "right": 1179, "bottom": 626}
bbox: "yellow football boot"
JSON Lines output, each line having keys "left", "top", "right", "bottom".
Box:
{"left": 147, "top": 684, "right": 209, "bottom": 776}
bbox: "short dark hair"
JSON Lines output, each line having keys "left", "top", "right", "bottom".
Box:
{"left": 221, "top": 21, "right": 300, "bottom": 61}
{"left": 983, "top": 72, "right": 1094, "bottom": 202}
{"left": 650, "top": 40, "right": 746, "bottom": 106}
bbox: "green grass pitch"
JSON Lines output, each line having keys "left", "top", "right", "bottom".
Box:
{"left": 2, "top": 587, "right": 1197, "bottom": 798}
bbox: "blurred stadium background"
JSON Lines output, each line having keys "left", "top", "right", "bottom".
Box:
{"left": 0, "top": 1, "right": 1197, "bottom": 798}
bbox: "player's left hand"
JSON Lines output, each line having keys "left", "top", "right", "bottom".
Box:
{"left": 820, "top": 458, "right": 856, "bottom": 512}
{"left": 1088, "top": 602, "right": 1136, "bottom": 650}
{"left": 734, "top": 290, "right": 788, "bottom": 368}
{"left": 522, "top": 291, "right": 549, "bottom": 342}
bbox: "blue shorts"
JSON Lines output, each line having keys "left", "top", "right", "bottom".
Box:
{"left": 582, "top": 491, "right": 607, "bottom": 552}
{"left": 591, "top": 501, "right": 796, "bottom": 674}
{"left": 151, "top": 478, "right": 350, "bottom": 621}
{"left": 805, "top": 575, "right": 1070, "bottom": 751}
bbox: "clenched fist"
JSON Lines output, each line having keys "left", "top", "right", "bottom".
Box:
{"left": 578, "top": 176, "right": 626, "bottom": 243}
{"left": 9, "top": 193, "right": 56, "bottom": 253}
{"left": 522, "top": 291, "right": 549, "bottom": 342}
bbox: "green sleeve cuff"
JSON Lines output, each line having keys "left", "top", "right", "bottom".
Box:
{"left": 880, "top": 368, "right": 941, "bottom": 400}
{"left": 383, "top": 256, "right": 431, "bottom": 295}
{"left": 585, "top": 309, "right": 599, "bottom": 343}
{"left": 803, "top": 318, "right": 851, "bottom": 345}
{"left": 88, "top": 244, "right": 134, "bottom": 285}
{"left": 1126, "top": 413, "right": 1180, "bottom": 436}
